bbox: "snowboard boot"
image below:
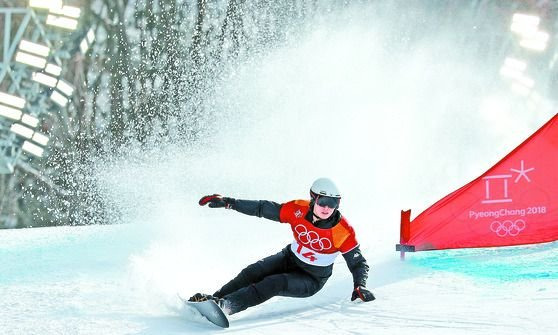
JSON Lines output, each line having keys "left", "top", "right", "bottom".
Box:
{"left": 188, "top": 293, "right": 212, "bottom": 302}
{"left": 188, "top": 293, "right": 232, "bottom": 315}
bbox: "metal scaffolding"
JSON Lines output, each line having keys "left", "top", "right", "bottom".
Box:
{"left": 0, "top": 4, "right": 85, "bottom": 172}
{"left": 0, "top": 2, "right": 90, "bottom": 227}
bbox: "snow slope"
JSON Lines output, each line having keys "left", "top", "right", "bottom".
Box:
{"left": 2, "top": 2, "right": 558, "bottom": 334}
{"left": 1, "top": 224, "right": 557, "bottom": 334}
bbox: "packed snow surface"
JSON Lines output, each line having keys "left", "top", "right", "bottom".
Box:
{"left": 1, "top": 220, "right": 557, "bottom": 334}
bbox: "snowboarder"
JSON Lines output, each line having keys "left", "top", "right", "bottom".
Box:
{"left": 190, "top": 177, "right": 375, "bottom": 316}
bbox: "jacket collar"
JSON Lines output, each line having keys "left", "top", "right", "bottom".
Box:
{"left": 305, "top": 204, "right": 341, "bottom": 229}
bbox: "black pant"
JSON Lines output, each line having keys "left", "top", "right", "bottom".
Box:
{"left": 213, "top": 246, "right": 331, "bottom": 314}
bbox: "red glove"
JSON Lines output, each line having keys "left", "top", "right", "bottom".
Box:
{"left": 198, "top": 194, "right": 234, "bottom": 209}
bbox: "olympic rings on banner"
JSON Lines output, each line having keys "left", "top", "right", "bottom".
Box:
{"left": 490, "top": 220, "right": 526, "bottom": 237}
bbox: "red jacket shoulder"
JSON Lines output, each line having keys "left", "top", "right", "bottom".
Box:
{"left": 334, "top": 216, "right": 359, "bottom": 253}
{"left": 279, "top": 200, "right": 310, "bottom": 223}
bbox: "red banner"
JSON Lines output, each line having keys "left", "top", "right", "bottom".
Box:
{"left": 399, "top": 113, "right": 558, "bottom": 251}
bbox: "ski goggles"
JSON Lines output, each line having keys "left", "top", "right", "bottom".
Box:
{"left": 315, "top": 196, "right": 340, "bottom": 209}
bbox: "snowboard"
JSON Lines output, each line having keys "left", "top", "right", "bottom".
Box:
{"left": 179, "top": 295, "right": 230, "bottom": 328}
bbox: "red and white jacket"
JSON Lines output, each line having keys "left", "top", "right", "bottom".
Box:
{"left": 279, "top": 200, "right": 359, "bottom": 266}
{"left": 228, "top": 197, "right": 369, "bottom": 287}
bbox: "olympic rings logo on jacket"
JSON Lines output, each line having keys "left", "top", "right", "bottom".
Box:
{"left": 294, "top": 224, "right": 333, "bottom": 251}
{"left": 280, "top": 200, "right": 359, "bottom": 255}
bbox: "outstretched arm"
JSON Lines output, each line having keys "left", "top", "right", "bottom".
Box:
{"left": 199, "top": 194, "right": 282, "bottom": 222}
{"left": 232, "top": 199, "right": 282, "bottom": 222}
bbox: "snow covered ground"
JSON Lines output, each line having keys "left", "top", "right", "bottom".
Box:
{"left": 1, "top": 223, "right": 557, "bottom": 334}
{"left": 2, "top": 3, "right": 558, "bottom": 334}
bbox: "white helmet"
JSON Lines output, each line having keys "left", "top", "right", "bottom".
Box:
{"left": 310, "top": 177, "right": 341, "bottom": 199}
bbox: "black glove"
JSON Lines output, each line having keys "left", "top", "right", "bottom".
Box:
{"left": 198, "top": 194, "right": 235, "bottom": 209}
{"left": 351, "top": 286, "right": 375, "bottom": 302}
